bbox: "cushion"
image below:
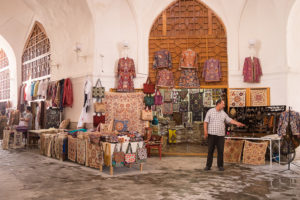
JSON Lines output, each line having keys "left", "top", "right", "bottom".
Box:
{"left": 113, "top": 120, "right": 129, "bottom": 132}
{"left": 242, "top": 140, "right": 268, "bottom": 165}
{"left": 59, "top": 119, "right": 70, "bottom": 129}
{"left": 224, "top": 139, "right": 244, "bottom": 163}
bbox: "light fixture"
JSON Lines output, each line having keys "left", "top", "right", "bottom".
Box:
{"left": 74, "top": 42, "right": 87, "bottom": 61}
{"left": 248, "top": 39, "right": 257, "bottom": 47}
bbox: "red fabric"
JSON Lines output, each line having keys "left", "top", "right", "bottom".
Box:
{"left": 243, "top": 57, "right": 262, "bottom": 83}
{"left": 23, "top": 84, "right": 26, "bottom": 101}
{"left": 63, "top": 78, "right": 73, "bottom": 107}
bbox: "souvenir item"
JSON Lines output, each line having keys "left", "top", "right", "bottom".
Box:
{"left": 229, "top": 89, "right": 246, "bottom": 107}
{"left": 179, "top": 69, "right": 200, "bottom": 87}
{"left": 92, "top": 78, "right": 105, "bottom": 98}
{"left": 143, "top": 77, "right": 155, "bottom": 94}
{"left": 162, "top": 103, "right": 173, "bottom": 115}
{"left": 250, "top": 89, "right": 268, "bottom": 106}
{"left": 154, "top": 90, "right": 163, "bottom": 105}
{"left": 243, "top": 141, "right": 268, "bottom": 165}
{"left": 153, "top": 50, "right": 172, "bottom": 69}
{"left": 156, "top": 69, "right": 174, "bottom": 87}
{"left": 243, "top": 57, "right": 262, "bottom": 83}
{"left": 113, "top": 120, "right": 129, "bottom": 132}
{"left": 125, "top": 143, "right": 136, "bottom": 164}
{"left": 141, "top": 107, "right": 153, "bottom": 121}
{"left": 117, "top": 57, "right": 136, "bottom": 92}
{"left": 202, "top": 58, "right": 222, "bottom": 82}
{"left": 179, "top": 101, "right": 188, "bottom": 112}
{"left": 224, "top": 140, "right": 244, "bottom": 163}
{"left": 144, "top": 94, "right": 154, "bottom": 107}
{"left": 164, "top": 90, "right": 172, "bottom": 102}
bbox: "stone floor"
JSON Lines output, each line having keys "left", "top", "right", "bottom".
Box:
{"left": 1, "top": 147, "right": 300, "bottom": 200}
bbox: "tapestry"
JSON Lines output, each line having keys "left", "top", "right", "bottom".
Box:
{"left": 229, "top": 89, "right": 246, "bottom": 107}
{"left": 162, "top": 103, "right": 173, "bottom": 115}
{"left": 86, "top": 142, "right": 103, "bottom": 169}
{"left": 250, "top": 89, "right": 268, "bottom": 106}
{"left": 182, "top": 112, "right": 189, "bottom": 123}
{"left": 68, "top": 135, "right": 77, "bottom": 162}
{"left": 277, "top": 111, "right": 300, "bottom": 136}
{"left": 173, "top": 103, "right": 180, "bottom": 112}
{"left": 156, "top": 69, "right": 174, "bottom": 87}
{"left": 243, "top": 140, "right": 268, "bottom": 165}
{"left": 178, "top": 69, "right": 200, "bottom": 87}
{"left": 203, "top": 89, "right": 213, "bottom": 107}
{"left": 102, "top": 92, "right": 147, "bottom": 135}
{"left": 172, "top": 91, "right": 180, "bottom": 104}
{"left": 190, "top": 93, "right": 203, "bottom": 112}
{"left": 77, "top": 138, "right": 86, "bottom": 165}
{"left": 44, "top": 134, "right": 53, "bottom": 157}
{"left": 224, "top": 139, "right": 244, "bottom": 163}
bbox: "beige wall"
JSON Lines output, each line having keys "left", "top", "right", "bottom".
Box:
{"left": 287, "top": 0, "right": 300, "bottom": 111}
{"left": 0, "top": 0, "right": 299, "bottom": 125}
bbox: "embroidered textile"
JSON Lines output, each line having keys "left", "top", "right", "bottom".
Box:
{"left": 156, "top": 69, "right": 174, "bottom": 87}
{"left": 13, "top": 131, "right": 23, "bottom": 149}
{"left": 190, "top": 93, "right": 203, "bottom": 112}
{"left": 117, "top": 57, "right": 136, "bottom": 92}
{"left": 202, "top": 59, "right": 222, "bottom": 82}
{"left": 2, "top": 130, "right": 14, "bottom": 150}
{"left": 178, "top": 69, "right": 200, "bottom": 87}
{"left": 179, "top": 101, "right": 189, "bottom": 112}
{"left": 250, "top": 89, "right": 268, "bottom": 106}
{"left": 224, "top": 140, "right": 244, "bottom": 163}
{"left": 77, "top": 138, "right": 86, "bottom": 165}
{"left": 243, "top": 140, "right": 268, "bottom": 165}
{"left": 178, "top": 90, "right": 188, "bottom": 100}
{"left": 229, "top": 89, "right": 246, "bottom": 107}
{"left": 162, "top": 103, "right": 173, "bottom": 115}
{"left": 153, "top": 50, "right": 172, "bottom": 69}
{"left": 243, "top": 57, "right": 262, "bottom": 83}
{"left": 68, "top": 135, "right": 77, "bottom": 162}
{"left": 203, "top": 89, "right": 213, "bottom": 107}
{"left": 102, "top": 92, "right": 146, "bottom": 135}
{"left": 86, "top": 142, "right": 103, "bottom": 169}
{"left": 179, "top": 49, "right": 198, "bottom": 70}
{"left": 182, "top": 112, "right": 189, "bottom": 123}
{"left": 277, "top": 111, "right": 300, "bottom": 136}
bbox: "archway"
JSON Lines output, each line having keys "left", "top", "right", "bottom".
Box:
{"left": 0, "top": 35, "right": 17, "bottom": 110}
{"left": 148, "top": 0, "right": 228, "bottom": 88}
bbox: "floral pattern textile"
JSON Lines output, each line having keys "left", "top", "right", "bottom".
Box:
{"left": 229, "top": 89, "right": 246, "bottom": 107}
{"left": 117, "top": 57, "right": 136, "bottom": 92}
{"left": 102, "top": 92, "right": 147, "bottom": 135}
{"left": 243, "top": 57, "right": 262, "bottom": 83}
{"left": 179, "top": 49, "right": 198, "bottom": 70}
{"left": 153, "top": 50, "right": 172, "bottom": 69}
{"left": 243, "top": 140, "right": 268, "bottom": 165}
{"left": 277, "top": 111, "right": 300, "bottom": 136}
{"left": 156, "top": 69, "right": 174, "bottom": 87}
{"left": 178, "top": 69, "right": 200, "bottom": 87}
{"left": 203, "top": 89, "right": 213, "bottom": 107}
{"left": 224, "top": 139, "right": 244, "bottom": 163}
{"left": 77, "top": 138, "right": 86, "bottom": 165}
{"left": 202, "top": 58, "right": 222, "bottom": 82}
{"left": 250, "top": 89, "right": 268, "bottom": 106}
{"left": 68, "top": 135, "right": 77, "bottom": 162}
{"left": 86, "top": 142, "right": 103, "bottom": 169}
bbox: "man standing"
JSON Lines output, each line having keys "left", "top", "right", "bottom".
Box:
{"left": 204, "top": 99, "right": 245, "bottom": 171}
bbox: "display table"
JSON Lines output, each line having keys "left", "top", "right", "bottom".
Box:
{"left": 225, "top": 135, "right": 281, "bottom": 167}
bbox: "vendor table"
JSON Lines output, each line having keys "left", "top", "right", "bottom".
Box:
{"left": 225, "top": 135, "right": 281, "bottom": 167}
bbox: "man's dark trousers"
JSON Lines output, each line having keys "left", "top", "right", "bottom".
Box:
{"left": 206, "top": 134, "right": 225, "bottom": 168}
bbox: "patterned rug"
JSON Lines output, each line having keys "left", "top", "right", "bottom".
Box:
{"left": 77, "top": 138, "right": 86, "bottom": 165}
{"left": 229, "top": 89, "right": 246, "bottom": 107}
{"left": 224, "top": 139, "right": 244, "bottom": 163}
{"left": 242, "top": 140, "right": 268, "bottom": 165}
{"left": 86, "top": 142, "right": 103, "bottom": 169}
{"left": 102, "top": 92, "right": 147, "bottom": 135}
{"left": 68, "top": 135, "right": 77, "bottom": 162}
{"left": 250, "top": 89, "right": 268, "bottom": 106}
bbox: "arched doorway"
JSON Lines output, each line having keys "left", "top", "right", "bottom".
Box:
{"left": 148, "top": 0, "right": 228, "bottom": 154}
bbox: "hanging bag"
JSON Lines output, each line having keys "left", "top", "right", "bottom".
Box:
{"left": 154, "top": 89, "right": 163, "bottom": 105}
{"left": 94, "top": 101, "right": 106, "bottom": 113}
{"left": 136, "top": 143, "right": 147, "bottom": 162}
{"left": 141, "top": 107, "right": 153, "bottom": 121}
{"left": 92, "top": 78, "right": 105, "bottom": 98}
{"left": 112, "top": 143, "right": 125, "bottom": 167}
{"left": 143, "top": 77, "right": 155, "bottom": 94}
{"left": 125, "top": 143, "right": 136, "bottom": 164}
{"left": 144, "top": 94, "right": 154, "bottom": 107}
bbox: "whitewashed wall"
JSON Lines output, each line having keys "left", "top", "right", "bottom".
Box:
{"left": 0, "top": 0, "right": 299, "bottom": 124}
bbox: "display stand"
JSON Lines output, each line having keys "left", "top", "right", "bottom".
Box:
{"left": 280, "top": 107, "right": 300, "bottom": 174}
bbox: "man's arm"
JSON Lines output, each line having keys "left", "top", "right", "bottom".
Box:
{"left": 204, "top": 122, "right": 208, "bottom": 139}
{"left": 229, "top": 119, "right": 245, "bottom": 127}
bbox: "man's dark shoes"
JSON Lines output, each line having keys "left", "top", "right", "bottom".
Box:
{"left": 204, "top": 166, "right": 211, "bottom": 171}
{"left": 218, "top": 167, "right": 224, "bottom": 171}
